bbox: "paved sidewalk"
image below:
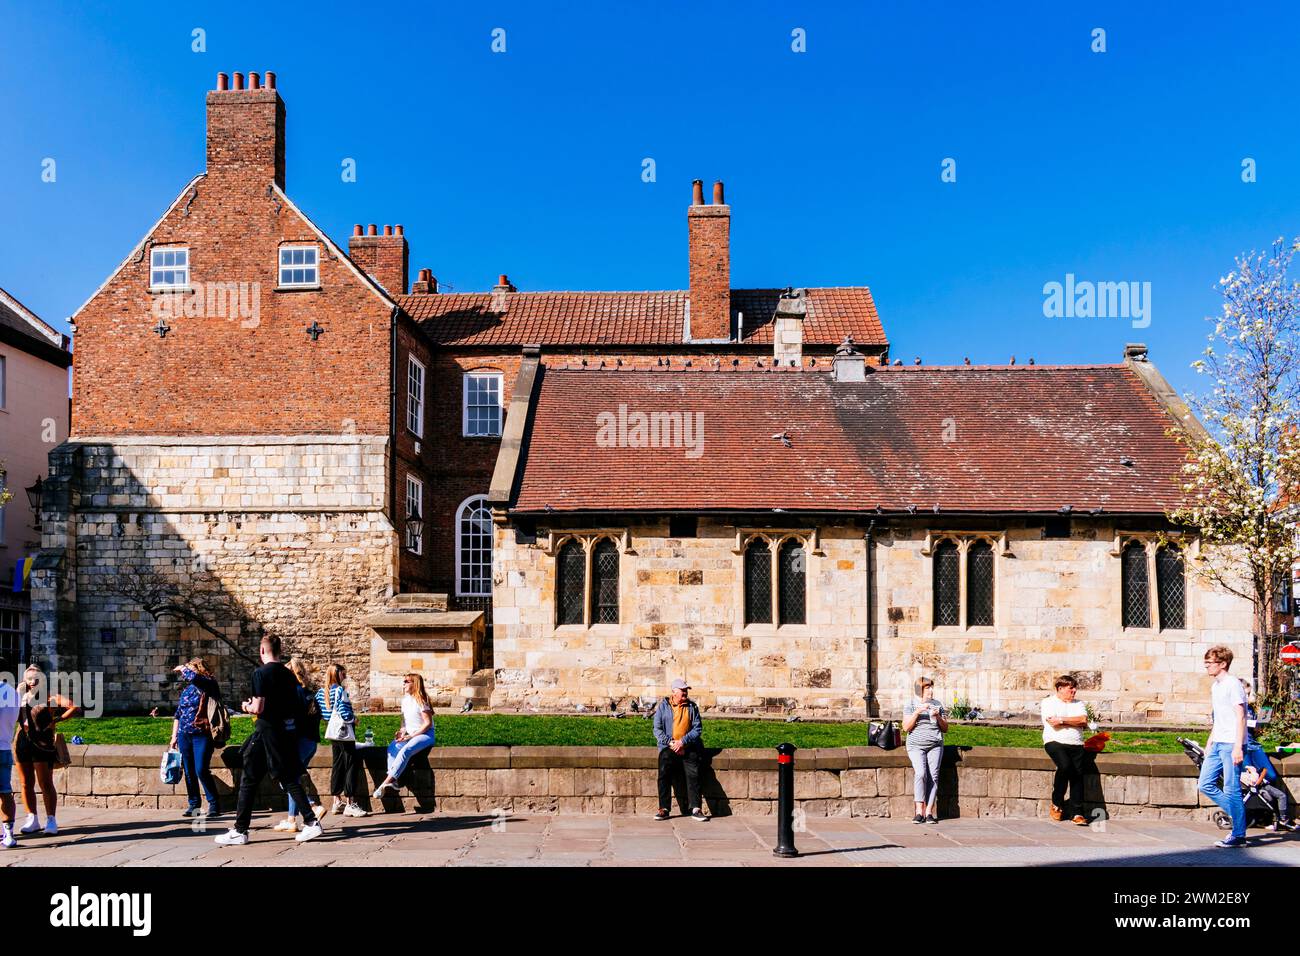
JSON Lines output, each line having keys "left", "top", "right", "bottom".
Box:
{"left": 2, "top": 808, "right": 1298, "bottom": 866}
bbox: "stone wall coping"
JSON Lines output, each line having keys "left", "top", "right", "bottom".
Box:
{"left": 365, "top": 611, "right": 483, "bottom": 629}
{"left": 65, "top": 743, "right": 1300, "bottom": 780}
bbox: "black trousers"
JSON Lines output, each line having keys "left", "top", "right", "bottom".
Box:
{"left": 1044, "top": 742, "right": 1086, "bottom": 816}
{"left": 234, "top": 728, "right": 317, "bottom": 833}
{"left": 657, "top": 745, "right": 703, "bottom": 812}
{"left": 329, "top": 740, "right": 356, "bottom": 798}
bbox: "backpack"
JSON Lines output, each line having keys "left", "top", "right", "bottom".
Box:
{"left": 195, "top": 692, "right": 232, "bottom": 748}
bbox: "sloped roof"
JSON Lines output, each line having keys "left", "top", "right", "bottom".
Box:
{"left": 508, "top": 363, "right": 1190, "bottom": 514}
{"left": 0, "top": 286, "right": 71, "bottom": 367}
{"left": 399, "top": 287, "right": 884, "bottom": 348}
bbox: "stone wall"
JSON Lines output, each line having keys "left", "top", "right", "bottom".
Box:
{"left": 490, "top": 517, "right": 1254, "bottom": 721}
{"left": 55, "top": 745, "right": 1297, "bottom": 821}
{"left": 30, "top": 436, "right": 398, "bottom": 710}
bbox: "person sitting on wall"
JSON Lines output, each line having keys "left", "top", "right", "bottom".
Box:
{"left": 653, "top": 679, "right": 709, "bottom": 822}
{"left": 372, "top": 673, "right": 436, "bottom": 799}
{"left": 902, "top": 676, "right": 948, "bottom": 824}
{"left": 1041, "top": 675, "right": 1090, "bottom": 826}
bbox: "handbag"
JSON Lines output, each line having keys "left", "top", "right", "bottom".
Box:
{"left": 869, "top": 720, "right": 901, "bottom": 751}
{"left": 160, "top": 748, "right": 183, "bottom": 785}
{"left": 52, "top": 732, "right": 72, "bottom": 769}
{"left": 324, "top": 686, "right": 355, "bottom": 743}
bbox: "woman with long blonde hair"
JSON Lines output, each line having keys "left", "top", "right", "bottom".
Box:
{"left": 275, "top": 657, "right": 325, "bottom": 831}
{"left": 372, "top": 673, "right": 435, "bottom": 799}
{"left": 316, "top": 664, "right": 365, "bottom": 816}
{"left": 169, "top": 657, "right": 223, "bottom": 818}
{"left": 14, "top": 665, "right": 79, "bottom": 837}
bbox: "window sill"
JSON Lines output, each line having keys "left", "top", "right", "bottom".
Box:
{"left": 462, "top": 433, "right": 503, "bottom": 441}
{"left": 741, "top": 624, "right": 810, "bottom": 637}
{"left": 274, "top": 285, "right": 322, "bottom": 293}
{"left": 149, "top": 286, "right": 193, "bottom": 295}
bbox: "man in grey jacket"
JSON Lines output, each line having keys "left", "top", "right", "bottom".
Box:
{"left": 653, "top": 679, "right": 709, "bottom": 821}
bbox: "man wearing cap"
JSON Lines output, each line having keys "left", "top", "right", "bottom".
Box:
{"left": 653, "top": 679, "right": 709, "bottom": 821}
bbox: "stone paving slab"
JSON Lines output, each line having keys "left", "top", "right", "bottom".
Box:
{"left": 2, "top": 808, "right": 1298, "bottom": 867}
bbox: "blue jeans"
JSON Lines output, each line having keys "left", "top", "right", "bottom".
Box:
{"left": 176, "top": 731, "right": 218, "bottom": 811}
{"left": 286, "top": 739, "right": 318, "bottom": 818}
{"left": 1198, "top": 742, "right": 1246, "bottom": 839}
{"left": 387, "top": 732, "right": 435, "bottom": 781}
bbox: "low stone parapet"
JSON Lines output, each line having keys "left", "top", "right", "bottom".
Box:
{"left": 54, "top": 745, "right": 1299, "bottom": 821}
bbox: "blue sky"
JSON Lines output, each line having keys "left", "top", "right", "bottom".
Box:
{"left": 2, "top": 1, "right": 1298, "bottom": 397}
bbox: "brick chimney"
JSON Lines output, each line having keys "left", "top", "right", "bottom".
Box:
{"left": 773, "top": 288, "right": 807, "bottom": 367}
{"left": 206, "top": 71, "right": 286, "bottom": 189}
{"left": 409, "top": 269, "right": 438, "bottom": 294}
{"left": 348, "top": 224, "right": 409, "bottom": 296}
{"left": 687, "top": 179, "right": 731, "bottom": 342}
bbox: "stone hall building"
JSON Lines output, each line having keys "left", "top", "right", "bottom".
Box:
{"left": 30, "top": 72, "right": 1251, "bottom": 721}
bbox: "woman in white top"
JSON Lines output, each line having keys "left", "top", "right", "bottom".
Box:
{"left": 1041, "top": 674, "right": 1090, "bottom": 825}
{"left": 372, "top": 673, "right": 435, "bottom": 798}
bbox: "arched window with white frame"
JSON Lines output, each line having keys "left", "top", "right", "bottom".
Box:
{"left": 455, "top": 495, "right": 494, "bottom": 597}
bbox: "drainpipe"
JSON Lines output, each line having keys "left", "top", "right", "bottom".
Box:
{"left": 389, "top": 307, "right": 399, "bottom": 594}
{"left": 864, "top": 519, "right": 876, "bottom": 717}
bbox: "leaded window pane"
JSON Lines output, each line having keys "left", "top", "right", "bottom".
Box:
{"left": 778, "top": 540, "right": 806, "bottom": 625}
{"left": 1122, "top": 542, "right": 1150, "bottom": 628}
{"left": 557, "top": 541, "right": 585, "bottom": 626}
{"left": 967, "top": 540, "right": 994, "bottom": 626}
{"left": 744, "top": 540, "right": 772, "bottom": 625}
{"left": 933, "top": 541, "right": 960, "bottom": 627}
{"left": 1156, "top": 546, "right": 1185, "bottom": 631}
{"left": 590, "top": 539, "right": 620, "bottom": 624}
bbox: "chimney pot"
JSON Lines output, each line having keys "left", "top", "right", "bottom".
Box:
{"left": 352, "top": 224, "right": 363, "bottom": 236}
{"left": 216, "top": 72, "right": 229, "bottom": 91}
{"left": 383, "top": 224, "right": 393, "bottom": 236}
{"left": 691, "top": 180, "right": 704, "bottom": 205}
{"left": 713, "top": 180, "right": 725, "bottom": 204}
{"left": 367, "top": 224, "right": 377, "bottom": 236}
{"left": 248, "top": 71, "right": 260, "bottom": 90}
{"left": 395, "top": 224, "right": 404, "bottom": 236}
{"left": 232, "top": 71, "right": 244, "bottom": 90}
{"left": 499, "top": 274, "right": 509, "bottom": 286}
{"left": 265, "top": 71, "right": 276, "bottom": 89}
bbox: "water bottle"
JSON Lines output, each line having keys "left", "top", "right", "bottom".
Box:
{"left": 364, "top": 727, "right": 374, "bottom": 747}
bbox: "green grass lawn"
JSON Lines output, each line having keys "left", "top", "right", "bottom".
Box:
{"left": 54, "top": 713, "right": 1206, "bottom": 753}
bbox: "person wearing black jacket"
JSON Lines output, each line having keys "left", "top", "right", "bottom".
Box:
{"left": 169, "top": 659, "right": 222, "bottom": 818}
{"left": 214, "top": 636, "right": 323, "bottom": 846}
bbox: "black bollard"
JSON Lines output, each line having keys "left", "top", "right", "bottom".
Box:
{"left": 773, "top": 742, "right": 799, "bottom": 857}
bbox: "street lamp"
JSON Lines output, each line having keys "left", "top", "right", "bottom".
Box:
{"left": 405, "top": 506, "right": 424, "bottom": 552}
{"left": 25, "top": 476, "right": 43, "bottom": 527}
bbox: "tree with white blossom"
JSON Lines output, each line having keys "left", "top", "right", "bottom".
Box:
{"left": 1168, "top": 237, "right": 1300, "bottom": 717}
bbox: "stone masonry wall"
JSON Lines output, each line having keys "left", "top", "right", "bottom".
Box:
{"left": 490, "top": 518, "right": 1254, "bottom": 722}
{"left": 56, "top": 745, "right": 1298, "bottom": 822}
{"left": 30, "top": 436, "right": 397, "bottom": 710}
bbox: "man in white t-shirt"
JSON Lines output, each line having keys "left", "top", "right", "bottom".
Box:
{"left": 1198, "top": 645, "right": 1248, "bottom": 847}
{"left": 1041, "top": 675, "right": 1091, "bottom": 825}
{"left": 0, "top": 677, "right": 19, "bottom": 848}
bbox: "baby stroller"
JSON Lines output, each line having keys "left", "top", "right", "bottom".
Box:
{"left": 1177, "top": 737, "right": 1287, "bottom": 831}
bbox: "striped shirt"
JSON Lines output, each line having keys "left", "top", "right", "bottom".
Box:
{"left": 315, "top": 684, "right": 355, "bottom": 723}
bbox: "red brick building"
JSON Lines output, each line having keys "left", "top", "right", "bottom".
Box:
{"left": 32, "top": 73, "right": 891, "bottom": 708}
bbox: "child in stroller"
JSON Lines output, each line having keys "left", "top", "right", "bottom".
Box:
{"left": 1178, "top": 737, "right": 1296, "bottom": 832}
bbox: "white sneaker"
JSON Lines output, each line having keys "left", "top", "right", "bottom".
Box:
{"left": 295, "top": 822, "right": 323, "bottom": 842}
{"left": 1, "top": 828, "right": 15, "bottom": 849}
{"left": 343, "top": 804, "right": 369, "bottom": 817}
{"left": 330, "top": 800, "right": 344, "bottom": 815}
{"left": 43, "top": 818, "right": 57, "bottom": 836}
{"left": 214, "top": 828, "right": 249, "bottom": 846}
{"left": 372, "top": 785, "right": 393, "bottom": 799}
{"left": 19, "top": 815, "right": 40, "bottom": 834}
{"left": 311, "top": 804, "right": 325, "bottom": 819}
{"left": 272, "top": 818, "right": 299, "bottom": 832}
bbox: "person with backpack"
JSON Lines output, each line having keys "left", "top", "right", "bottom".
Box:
{"left": 902, "top": 676, "right": 948, "bottom": 824}
{"left": 214, "top": 636, "right": 323, "bottom": 846}
{"left": 274, "top": 657, "right": 325, "bottom": 832}
{"left": 168, "top": 658, "right": 223, "bottom": 818}
{"left": 371, "top": 673, "right": 436, "bottom": 799}
{"left": 317, "top": 664, "right": 365, "bottom": 817}
{"left": 652, "top": 679, "right": 709, "bottom": 822}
